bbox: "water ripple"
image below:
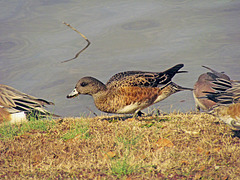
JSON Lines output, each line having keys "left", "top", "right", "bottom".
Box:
{"left": 122, "top": 20, "right": 159, "bottom": 31}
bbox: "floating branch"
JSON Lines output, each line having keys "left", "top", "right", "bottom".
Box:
{"left": 61, "top": 22, "right": 91, "bottom": 63}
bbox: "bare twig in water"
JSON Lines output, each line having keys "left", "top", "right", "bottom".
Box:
{"left": 61, "top": 22, "right": 91, "bottom": 63}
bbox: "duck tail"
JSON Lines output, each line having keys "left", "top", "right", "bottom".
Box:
{"left": 172, "top": 82, "right": 193, "bottom": 92}
{"left": 163, "top": 64, "right": 185, "bottom": 78}
{"left": 159, "top": 81, "right": 193, "bottom": 92}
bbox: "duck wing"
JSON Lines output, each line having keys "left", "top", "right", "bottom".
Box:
{"left": 0, "top": 84, "right": 55, "bottom": 116}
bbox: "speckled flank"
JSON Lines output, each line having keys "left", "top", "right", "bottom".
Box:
{"left": 94, "top": 86, "right": 160, "bottom": 113}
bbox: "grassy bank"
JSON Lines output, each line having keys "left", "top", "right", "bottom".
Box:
{"left": 0, "top": 112, "right": 239, "bottom": 179}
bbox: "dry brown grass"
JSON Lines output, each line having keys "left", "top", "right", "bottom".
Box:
{"left": 0, "top": 112, "right": 239, "bottom": 179}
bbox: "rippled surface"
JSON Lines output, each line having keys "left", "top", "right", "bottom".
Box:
{"left": 1, "top": 0, "right": 240, "bottom": 117}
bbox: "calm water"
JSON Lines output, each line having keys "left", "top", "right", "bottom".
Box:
{"left": 1, "top": 0, "right": 240, "bottom": 117}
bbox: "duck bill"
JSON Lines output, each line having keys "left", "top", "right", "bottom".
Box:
{"left": 67, "top": 88, "right": 79, "bottom": 98}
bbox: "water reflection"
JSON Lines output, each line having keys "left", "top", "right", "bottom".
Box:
{"left": 1, "top": 0, "right": 240, "bottom": 117}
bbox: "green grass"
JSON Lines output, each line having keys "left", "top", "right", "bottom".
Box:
{"left": 116, "top": 133, "right": 140, "bottom": 148}
{"left": 110, "top": 156, "right": 139, "bottom": 178}
{"left": 0, "top": 119, "right": 55, "bottom": 140}
{"left": 61, "top": 120, "right": 90, "bottom": 141}
{"left": 109, "top": 129, "right": 143, "bottom": 177}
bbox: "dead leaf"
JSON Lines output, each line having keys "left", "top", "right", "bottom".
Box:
{"left": 199, "top": 165, "right": 205, "bottom": 172}
{"left": 181, "top": 160, "right": 189, "bottom": 165}
{"left": 103, "top": 151, "right": 116, "bottom": 159}
{"left": 156, "top": 138, "right": 174, "bottom": 148}
{"left": 136, "top": 154, "right": 147, "bottom": 160}
{"left": 181, "top": 129, "right": 200, "bottom": 135}
{"left": 126, "top": 117, "right": 136, "bottom": 121}
{"left": 15, "top": 133, "right": 32, "bottom": 139}
{"left": 194, "top": 173, "right": 202, "bottom": 179}
{"left": 213, "top": 147, "right": 221, "bottom": 152}
{"left": 196, "top": 147, "right": 204, "bottom": 154}
{"left": 32, "top": 154, "right": 43, "bottom": 166}
{"left": 223, "top": 176, "right": 229, "bottom": 180}
{"left": 205, "top": 151, "right": 211, "bottom": 155}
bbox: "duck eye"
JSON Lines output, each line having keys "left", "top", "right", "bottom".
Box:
{"left": 80, "top": 82, "right": 88, "bottom": 87}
